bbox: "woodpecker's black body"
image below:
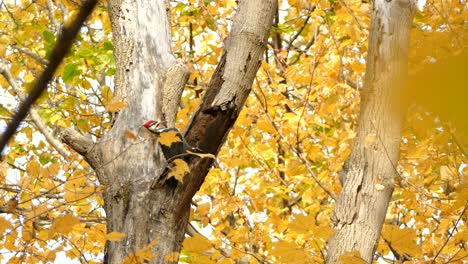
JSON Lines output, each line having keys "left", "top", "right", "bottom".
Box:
{"left": 143, "top": 120, "right": 193, "bottom": 161}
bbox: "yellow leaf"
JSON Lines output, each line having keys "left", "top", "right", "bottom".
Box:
{"left": 168, "top": 159, "right": 189, "bottom": 183}
{"left": 0, "top": 216, "right": 12, "bottom": 235}
{"left": 218, "top": 259, "right": 235, "bottom": 264}
{"left": 196, "top": 203, "right": 211, "bottom": 216}
{"left": 48, "top": 163, "right": 60, "bottom": 176}
{"left": 440, "top": 165, "right": 456, "bottom": 180}
{"left": 164, "top": 252, "right": 180, "bottom": 262}
{"left": 382, "top": 225, "right": 422, "bottom": 258}
{"left": 288, "top": 214, "right": 315, "bottom": 234}
{"left": 49, "top": 214, "right": 80, "bottom": 238}
{"left": 339, "top": 250, "right": 366, "bottom": 264}
{"left": 64, "top": 186, "right": 95, "bottom": 203}
{"left": 183, "top": 233, "right": 212, "bottom": 253}
{"left": 24, "top": 72, "right": 35, "bottom": 83}
{"left": 26, "top": 203, "right": 49, "bottom": 220}
{"left": 123, "top": 240, "right": 158, "bottom": 264}
{"left": 26, "top": 160, "right": 41, "bottom": 178}
{"left": 271, "top": 241, "right": 312, "bottom": 263}
{"left": 50, "top": 114, "right": 62, "bottom": 123}
{"left": 157, "top": 130, "right": 182, "bottom": 146}
{"left": 105, "top": 99, "right": 127, "bottom": 112}
{"left": 106, "top": 231, "right": 126, "bottom": 241}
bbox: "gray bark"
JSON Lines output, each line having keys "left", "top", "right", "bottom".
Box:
{"left": 326, "top": 0, "right": 416, "bottom": 262}
{"left": 61, "top": 0, "right": 276, "bottom": 263}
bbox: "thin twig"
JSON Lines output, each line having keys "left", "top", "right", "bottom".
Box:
{"left": 252, "top": 82, "right": 337, "bottom": 201}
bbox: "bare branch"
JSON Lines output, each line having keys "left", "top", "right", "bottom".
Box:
{"left": 59, "top": 128, "right": 98, "bottom": 165}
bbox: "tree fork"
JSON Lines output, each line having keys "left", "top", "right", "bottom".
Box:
{"left": 58, "top": 0, "right": 278, "bottom": 263}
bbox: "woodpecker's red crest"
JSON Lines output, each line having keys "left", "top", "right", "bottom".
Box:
{"left": 143, "top": 120, "right": 157, "bottom": 129}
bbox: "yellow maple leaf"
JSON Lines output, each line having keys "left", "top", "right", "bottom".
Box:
{"left": 168, "top": 159, "right": 189, "bottom": 183}
{"left": 26, "top": 160, "right": 41, "bottom": 178}
{"left": 339, "top": 250, "right": 366, "bottom": 264}
{"left": 157, "top": 130, "right": 182, "bottom": 146}
{"left": 0, "top": 216, "right": 12, "bottom": 235}
{"left": 105, "top": 99, "right": 127, "bottom": 112}
{"left": 271, "top": 241, "right": 312, "bottom": 263}
{"left": 382, "top": 225, "right": 422, "bottom": 258}
{"left": 49, "top": 214, "right": 80, "bottom": 238}
{"left": 26, "top": 203, "right": 49, "bottom": 219}
{"left": 123, "top": 240, "right": 158, "bottom": 264}
{"left": 106, "top": 231, "right": 126, "bottom": 241}
{"left": 183, "top": 233, "right": 212, "bottom": 253}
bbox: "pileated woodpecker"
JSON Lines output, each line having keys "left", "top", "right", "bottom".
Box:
{"left": 143, "top": 120, "right": 193, "bottom": 161}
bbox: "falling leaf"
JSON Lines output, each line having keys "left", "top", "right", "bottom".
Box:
{"left": 106, "top": 232, "right": 126, "bottom": 241}
{"left": 168, "top": 159, "right": 189, "bottom": 183}
{"left": 123, "top": 240, "right": 158, "bottom": 264}
{"left": 124, "top": 130, "right": 137, "bottom": 140}
{"left": 105, "top": 98, "right": 127, "bottom": 112}
{"left": 157, "top": 130, "right": 182, "bottom": 146}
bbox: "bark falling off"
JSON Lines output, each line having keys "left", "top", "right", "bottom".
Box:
{"left": 326, "top": 0, "right": 416, "bottom": 262}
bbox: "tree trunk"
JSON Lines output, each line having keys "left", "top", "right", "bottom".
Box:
{"left": 326, "top": 0, "right": 416, "bottom": 262}
{"left": 62, "top": 0, "right": 276, "bottom": 263}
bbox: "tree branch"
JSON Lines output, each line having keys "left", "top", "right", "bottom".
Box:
{"left": 59, "top": 128, "right": 98, "bottom": 166}
{"left": 0, "top": 63, "right": 70, "bottom": 158}
{"left": 14, "top": 46, "right": 48, "bottom": 65}
{"left": 0, "top": 0, "right": 97, "bottom": 157}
